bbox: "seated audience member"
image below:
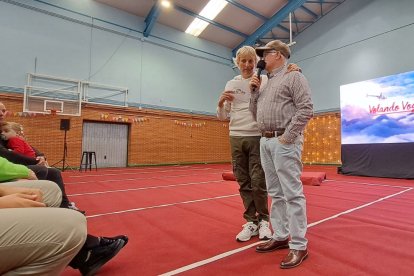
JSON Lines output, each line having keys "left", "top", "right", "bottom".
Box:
{"left": 1, "top": 121, "right": 36, "bottom": 158}
{"left": 0, "top": 102, "right": 82, "bottom": 211}
{"left": 0, "top": 181, "right": 87, "bottom": 275}
{"left": 0, "top": 156, "right": 128, "bottom": 275}
{"left": 0, "top": 155, "right": 38, "bottom": 181}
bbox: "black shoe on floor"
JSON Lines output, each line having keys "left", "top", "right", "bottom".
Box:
{"left": 78, "top": 238, "right": 125, "bottom": 276}
{"left": 101, "top": 235, "right": 129, "bottom": 247}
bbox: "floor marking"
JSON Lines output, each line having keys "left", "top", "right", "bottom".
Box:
{"left": 65, "top": 172, "right": 222, "bottom": 185}
{"left": 67, "top": 165, "right": 222, "bottom": 174}
{"left": 66, "top": 167, "right": 218, "bottom": 178}
{"left": 307, "top": 187, "right": 412, "bottom": 227}
{"left": 324, "top": 179, "right": 414, "bottom": 189}
{"left": 86, "top": 194, "right": 239, "bottom": 218}
{"left": 68, "top": 180, "right": 226, "bottom": 197}
{"left": 159, "top": 187, "right": 413, "bottom": 275}
{"left": 159, "top": 241, "right": 264, "bottom": 276}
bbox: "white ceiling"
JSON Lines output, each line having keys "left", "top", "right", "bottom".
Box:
{"left": 95, "top": 0, "right": 346, "bottom": 51}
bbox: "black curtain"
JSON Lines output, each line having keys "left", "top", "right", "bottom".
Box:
{"left": 341, "top": 143, "right": 414, "bottom": 179}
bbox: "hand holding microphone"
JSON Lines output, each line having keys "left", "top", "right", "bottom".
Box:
{"left": 250, "top": 59, "right": 266, "bottom": 92}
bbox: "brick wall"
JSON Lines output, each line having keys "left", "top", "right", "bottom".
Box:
{"left": 1, "top": 93, "right": 341, "bottom": 167}
{"left": 1, "top": 93, "right": 231, "bottom": 167}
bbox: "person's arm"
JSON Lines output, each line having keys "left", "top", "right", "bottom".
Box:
{"left": 216, "top": 92, "right": 233, "bottom": 120}
{"left": 30, "top": 145, "right": 48, "bottom": 166}
{"left": 249, "top": 75, "right": 262, "bottom": 121}
{"left": 31, "top": 146, "right": 45, "bottom": 157}
{"left": 0, "top": 144, "right": 38, "bottom": 165}
{"left": 0, "top": 185, "right": 45, "bottom": 208}
{"left": 280, "top": 72, "right": 314, "bottom": 144}
{"left": 287, "top": 63, "right": 302, "bottom": 73}
{"left": 0, "top": 156, "right": 36, "bottom": 182}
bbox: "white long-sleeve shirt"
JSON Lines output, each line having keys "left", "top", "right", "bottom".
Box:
{"left": 217, "top": 75, "right": 268, "bottom": 137}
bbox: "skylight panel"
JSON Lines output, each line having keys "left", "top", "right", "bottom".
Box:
{"left": 185, "top": 0, "right": 228, "bottom": 37}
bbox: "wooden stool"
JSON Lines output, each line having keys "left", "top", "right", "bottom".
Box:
{"left": 79, "top": 151, "right": 97, "bottom": 172}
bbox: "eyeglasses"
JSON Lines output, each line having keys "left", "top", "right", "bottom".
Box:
{"left": 263, "top": 51, "right": 278, "bottom": 57}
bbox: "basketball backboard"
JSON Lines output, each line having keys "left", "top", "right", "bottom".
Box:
{"left": 23, "top": 73, "right": 82, "bottom": 116}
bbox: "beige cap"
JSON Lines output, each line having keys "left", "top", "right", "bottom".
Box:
{"left": 255, "top": 40, "right": 291, "bottom": 59}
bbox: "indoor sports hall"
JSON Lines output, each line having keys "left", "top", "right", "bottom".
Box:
{"left": 1, "top": 0, "right": 414, "bottom": 276}
{"left": 59, "top": 164, "right": 414, "bottom": 275}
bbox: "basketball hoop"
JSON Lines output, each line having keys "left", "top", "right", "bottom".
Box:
{"left": 50, "top": 109, "right": 57, "bottom": 115}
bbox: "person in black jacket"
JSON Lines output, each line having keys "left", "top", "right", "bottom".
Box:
{"left": 0, "top": 103, "right": 78, "bottom": 209}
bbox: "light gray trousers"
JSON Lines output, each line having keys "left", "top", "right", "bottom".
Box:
{"left": 260, "top": 136, "right": 308, "bottom": 250}
{"left": 0, "top": 180, "right": 87, "bottom": 276}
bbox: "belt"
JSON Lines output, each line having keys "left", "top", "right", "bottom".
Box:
{"left": 261, "top": 129, "right": 285, "bottom": 138}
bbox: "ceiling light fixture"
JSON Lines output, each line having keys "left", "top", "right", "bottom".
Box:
{"left": 185, "top": 0, "right": 228, "bottom": 37}
{"left": 160, "top": 0, "right": 171, "bottom": 9}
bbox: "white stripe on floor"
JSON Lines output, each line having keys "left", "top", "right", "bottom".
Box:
{"left": 86, "top": 193, "right": 239, "bottom": 218}
{"left": 160, "top": 187, "right": 413, "bottom": 276}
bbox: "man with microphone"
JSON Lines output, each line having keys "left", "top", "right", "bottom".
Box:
{"left": 217, "top": 46, "right": 300, "bottom": 243}
{"left": 249, "top": 40, "right": 313, "bottom": 269}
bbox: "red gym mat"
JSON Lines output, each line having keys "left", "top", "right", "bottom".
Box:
{"left": 222, "top": 171, "right": 326, "bottom": 186}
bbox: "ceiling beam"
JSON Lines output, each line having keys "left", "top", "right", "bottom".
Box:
{"left": 232, "top": 0, "right": 307, "bottom": 55}
{"left": 282, "top": 19, "right": 314, "bottom": 24}
{"left": 224, "top": 0, "right": 267, "bottom": 21}
{"left": 143, "top": 1, "right": 161, "bottom": 37}
{"left": 300, "top": 5, "right": 318, "bottom": 18}
{"left": 306, "top": 0, "right": 342, "bottom": 3}
{"left": 293, "top": 11, "right": 299, "bottom": 36}
{"left": 225, "top": 0, "right": 290, "bottom": 34}
{"left": 173, "top": 3, "right": 248, "bottom": 38}
{"left": 262, "top": 36, "right": 290, "bottom": 40}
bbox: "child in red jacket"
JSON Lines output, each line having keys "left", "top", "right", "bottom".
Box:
{"left": 1, "top": 122, "right": 36, "bottom": 158}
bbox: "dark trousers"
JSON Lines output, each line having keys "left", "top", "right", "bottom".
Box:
{"left": 69, "top": 234, "right": 101, "bottom": 268}
{"left": 26, "top": 166, "right": 102, "bottom": 267}
{"left": 28, "top": 165, "right": 71, "bottom": 208}
{"left": 230, "top": 136, "right": 269, "bottom": 223}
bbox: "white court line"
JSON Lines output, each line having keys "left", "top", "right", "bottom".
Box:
{"left": 86, "top": 194, "right": 239, "bottom": 218}
{"left": 69, "top": 176, "right": 409, "bottom": 197}
{"left": 67, "top": 167, "right": 218, "bottom": 178}
{"left": 66, "top": 172, "right": 222, "bottom": 185}
{"left": 159, "top": 187, "right": 413, "bottom": 276}
{"left": 307, "top": 187, "right": 412, "bottom": 227}
{"left": 69, "top": 165, "right": 221, "bottom": 174}
{"left": 68, "top": 180, "right": 226, "bottom": 197}
{"left": 323, "top": 179, "right": 414, "bottom": 189}
{"left": 83, "top": 165, "right": 192, "bottom": 173}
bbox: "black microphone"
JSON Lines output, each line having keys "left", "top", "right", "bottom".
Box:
{"left": 252, "top": 59, "right": 266, "bottom": 90}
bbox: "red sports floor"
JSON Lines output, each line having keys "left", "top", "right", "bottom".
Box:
{"left": 61, "top": 164, "right": 414, "bottom": 276}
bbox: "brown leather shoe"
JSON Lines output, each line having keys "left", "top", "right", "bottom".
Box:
{"left": 280, "top": 249, "right": 308, "bottom": 269}
{"left": 255, "top": 238, "right": 289, "bottom": 253}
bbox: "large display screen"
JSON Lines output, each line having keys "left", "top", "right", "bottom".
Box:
{"left": 340, "top": 70, "right": 414, "bottom": 144}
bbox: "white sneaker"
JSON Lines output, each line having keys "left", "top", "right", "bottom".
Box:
{"left": 236, "top": 222, "right": 258, "bottom": 242}
{"left": 258, "top": 220, "right": 272, "bottom": 240}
